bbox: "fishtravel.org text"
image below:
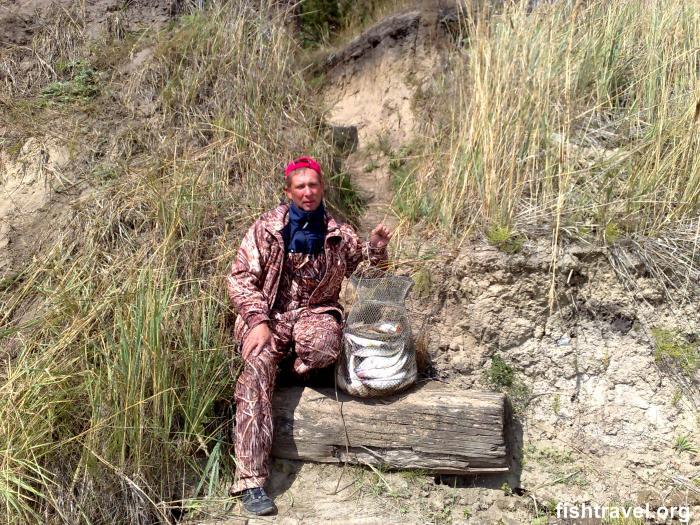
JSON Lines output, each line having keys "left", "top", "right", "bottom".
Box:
{"left": 556, "top": 502, "right": 691, "bottom": 523}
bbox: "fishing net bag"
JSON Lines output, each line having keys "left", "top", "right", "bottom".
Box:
{"left": 336, "top": 274, "right": 416, "bottom": 397}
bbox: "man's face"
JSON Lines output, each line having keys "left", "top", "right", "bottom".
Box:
{"left": 285, "top": 168, "right": 324, "bottom": 212}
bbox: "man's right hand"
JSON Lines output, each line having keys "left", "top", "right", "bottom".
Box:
{"left": 241, "top": 322, "right": 274, "bottom": 361}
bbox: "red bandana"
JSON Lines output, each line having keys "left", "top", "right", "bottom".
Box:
{"left": 284, "top": 156, "right": 322, "bottom": 179}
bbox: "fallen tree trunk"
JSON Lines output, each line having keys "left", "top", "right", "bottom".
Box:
{"left": 271, "top": 382, "right": 509, "bottom": 474}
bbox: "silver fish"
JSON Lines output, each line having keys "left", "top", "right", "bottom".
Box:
{"left": 344, "top": 333, "right": 403, "bottom": 358}
{"left": 344, "top": 333, "right": 389, "bottom": 348}
{"left": 348, "top": 321, "right": 403, "bottom": 336}
{"left": 362, "top": 360, "right": 417, "bottom": 391}
{"left": 336, "top": 354, "right": 374, "bottom": 397}
{"left": 355, "top": 352, "right": 409, "bottom": 379}
{"left": 337, "top": 323, "right": 416, "bottom": 397}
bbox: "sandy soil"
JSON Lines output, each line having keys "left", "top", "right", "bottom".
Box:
{"left": 0, "top": 0, "right": 175, "bottom": 45}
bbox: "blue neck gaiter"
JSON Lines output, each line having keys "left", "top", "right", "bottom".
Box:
{"left": 282, "top": 201, "right": 327, "bottom": 254}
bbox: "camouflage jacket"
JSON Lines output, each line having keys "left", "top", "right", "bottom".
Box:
{"left": 226, "top": 202, "right": 387, "bottom": 341}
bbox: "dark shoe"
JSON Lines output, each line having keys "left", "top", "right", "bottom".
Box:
{"left": 240, "top": 487, "right": 277, "bottom": 516}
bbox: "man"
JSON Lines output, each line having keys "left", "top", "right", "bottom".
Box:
{"left": 226, "top": 156, "right": 392, "bottom": 515}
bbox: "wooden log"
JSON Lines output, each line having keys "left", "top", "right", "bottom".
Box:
{"left": 271, "top": 382, "right": 509, "bottom": 474}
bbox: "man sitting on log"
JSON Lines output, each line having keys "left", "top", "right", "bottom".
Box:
{"left": 226, "top": 156, "right": 392, "bottom": 516}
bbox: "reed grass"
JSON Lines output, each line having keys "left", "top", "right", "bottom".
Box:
{"left": 406, "top": 0, "right": 700, "bottom": 243}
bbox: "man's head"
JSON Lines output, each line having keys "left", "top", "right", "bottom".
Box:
{"left": 284, "top": 156, "right": 324, "bottom": 212}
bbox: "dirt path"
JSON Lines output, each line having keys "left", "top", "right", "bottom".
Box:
{"left": 343, "top": 150, "right": 397, "bottom": 238}
{"left": 321, "top": 7, "right": 449, "bottom": 237}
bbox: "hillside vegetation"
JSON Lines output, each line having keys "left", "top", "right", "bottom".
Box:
{"left": 400, "top": 1, "right": 699, "bottom": 289}
{"left": 1, "top": 2, "right": 345, "bottom": 522}
{"left": 0, "top": 0, "right": 698, "bottom": 524}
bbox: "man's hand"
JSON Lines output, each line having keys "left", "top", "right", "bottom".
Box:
{"left": 242, "top": 322, "right": 274, "bottom": 361}
{"left": 370, "top": 223, "right": 392, "bottom": 250}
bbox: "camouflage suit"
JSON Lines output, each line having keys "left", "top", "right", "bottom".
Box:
{"left": 226, "top": 202, "right": 387, "bottom": 492}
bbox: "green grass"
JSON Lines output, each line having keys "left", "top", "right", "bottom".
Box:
{"left": 485, "top": 355, "right": 532, "bottom": 415}
{"left": 296, "top": 0, "right": 415, "bottom": 51}
{"left": 364, "top": 160, "right": 379, "bottom": 172}
{"left": 327, "top": 169, "right": 365, "bottom": 219}
{"left": 388, "top": 144, "right": 435, "bottom": 223}
{"left": 652, "top": 328, "right": 699, "bottom": 376}
{"left": 398, "top": 468, "right": 429, "bottom": 482}
{"left": 673, "top": 435, "right": 698, "bottom": 455}
{"left": 552, "top": 394, "right": 561, "bottom": 416}
{"left": 411, "top": 266, "right": 432, "bottom": 298}
{"left": 501, "top": 482, "right": 513, "bottom": 496}
{"left": 40, "top": 61, "right": 99, "bottom": 104}
{"left": 603, "top": 222, "right": 622, "bottom": 245}
{"left": 351, "top": 463, "right": 395, "bottom": 498}
{"left": 487, "top": 354, "right": 515, "bottom": 388}
{"left": 486, "top": 224, "right": 525, "bottom": 254}
{"left": 524, "top": 444, "right": 575, "bottom": 465}
{"left": 298, "top": 0, "right": 343, "bottom": 47}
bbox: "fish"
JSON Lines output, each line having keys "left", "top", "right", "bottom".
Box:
{"left": 336, "top": 321, "right": 416, "bottom": 397}
{"left": 365, "top": 322, "right": 402, "bottom": 334}
{"left": 336, "top": 354, "right": 374, "bottom": 397}
{"left": 344, "top": 333, "right": 403, "bottom": 358}
{"left": 355, "top": 352, "right": 409, "bottom": 380}
{"left": 344, "top": 333, "right": 389, "bottom": 348}
{"left": 348, "top": 344, "right": 403, "bottom": 359}
{"left": 362, "top": 360, "right": 417, "bottom": 391}
{"left": 348, "top": 321, "right": 402, "bottom": 335}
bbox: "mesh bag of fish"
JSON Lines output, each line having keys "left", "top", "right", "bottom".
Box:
{"left": 336, "top": 275, "right": 416, "bottom": 397}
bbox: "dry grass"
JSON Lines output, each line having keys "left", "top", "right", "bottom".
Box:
{"left": 0, "top": 1, "right": 349, "bottom": 523}
{"left": 382, "top": 0, "right": 700, "bottom": 301}
{"left": 404, "top": 0, "right": 699, "bottom": 245}
{"left": 0, "top": 4, "right": 87, "bottom": 98}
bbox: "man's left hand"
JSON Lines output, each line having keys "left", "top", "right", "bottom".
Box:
{"left": 370, "top": 224, "right": 393, "bottom": 250}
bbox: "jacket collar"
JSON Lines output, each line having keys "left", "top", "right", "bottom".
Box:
{"left": 265, "top": 202, "right": 340, "bottom": 237}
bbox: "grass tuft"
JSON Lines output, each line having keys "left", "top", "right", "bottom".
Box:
{"left": 487, "top": 354, "right": 515, "bottom": 388}
{"left": 486, "top": 224, "right": 525, "bottom": 254}
{"left": 673, "top": 435, "right": 698, "bottom": 455}
{"left": 40, "top": 61, "right": 99, "bottom": 104}
{"left": 485, "top": 354, "right": 531, "bottom": 415}
{"left": 652, "top": 328, "right": 699, "bottom": 376}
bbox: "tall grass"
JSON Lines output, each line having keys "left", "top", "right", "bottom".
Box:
{"left": 406, "top": 0, "right": 700, "bottom": 240}
{"left": 0, "top": 1, "right": 344, "bottom": 522}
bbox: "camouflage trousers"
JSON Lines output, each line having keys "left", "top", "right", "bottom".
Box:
{"left": 232, "top": 308, "right": 342, "bottom": 493}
